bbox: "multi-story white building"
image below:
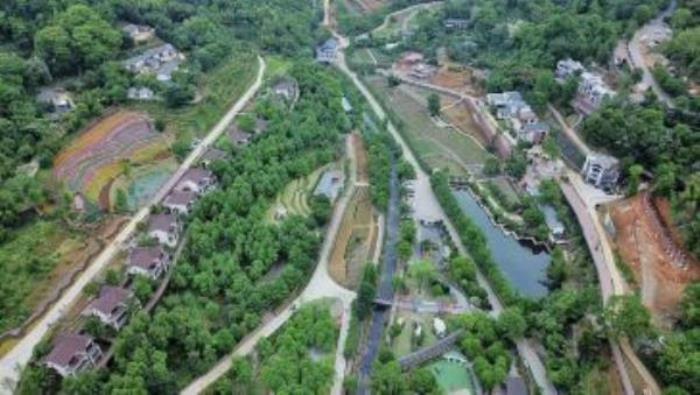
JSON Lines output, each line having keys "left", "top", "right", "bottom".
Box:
{"left": 582, "top": 153, "right": 620, "bottom": 190}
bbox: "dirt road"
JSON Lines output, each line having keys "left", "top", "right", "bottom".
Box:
{"left": 0, "top": 57, "right": 266, "bottom": 394}
{"left": 370, "top": 1, "right": 443, "bottom": 36}
{"left": 548, "top": 104, "right": 591, "bottom": 156}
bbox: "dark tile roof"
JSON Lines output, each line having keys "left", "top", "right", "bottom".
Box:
{"left": 45, "top": 333, "right": 93, "bottom": 367}
{"left": 88, "top": 286, "right": 131, "bottom": 316}
{"left": 164, "top": 190, "right": 198, "bottom": 207}
{"left": 180, "top": 168, "right": 214, "bottom": 184}
{"left": 128, "top": 247, "right": 166, "bottom": 270}
{"left": 147, "top": 213, "right": 178, "bottom": 233}
{"left": 201, "top": 148, "right": 227, "bottom": 163}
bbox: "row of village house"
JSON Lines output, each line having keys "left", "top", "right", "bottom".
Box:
{"left": 485, "top": 58, "right": 620, "bottom": 192}
{"left": 44, "top": 167, "right": 217, "bottom": 378}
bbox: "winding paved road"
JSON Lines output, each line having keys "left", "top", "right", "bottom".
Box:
{"left": 182, "top": 135, "right": 361, "bottom": 395}
{"left": 0, "top": 56, "right": 266, "bottom": 395}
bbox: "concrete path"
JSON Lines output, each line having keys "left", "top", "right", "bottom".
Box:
{"left": 182, "top": 135, "right": 360, "bottom": 395}
{"left": 0, "top": 56, "right": 266, "bottom": 395}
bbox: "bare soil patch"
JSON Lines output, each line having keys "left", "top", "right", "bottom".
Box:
{"left": 608, "top": 194, "right": 700, "bottom": 328}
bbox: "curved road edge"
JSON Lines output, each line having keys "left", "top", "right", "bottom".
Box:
{"left": 0, "top": 56, "right": 266, "bottom": 394}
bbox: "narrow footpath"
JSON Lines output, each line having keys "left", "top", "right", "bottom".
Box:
{"left": 0, "top": 56, "right": 266, "bottom": 394}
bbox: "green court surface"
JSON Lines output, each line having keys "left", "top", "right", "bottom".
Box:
{"left": 429, "top": 359, "right": 474, "bottom": 395}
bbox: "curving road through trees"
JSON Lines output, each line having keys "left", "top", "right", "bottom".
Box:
{"left": 0, "top": 56, "right": 267, "bottom": 394}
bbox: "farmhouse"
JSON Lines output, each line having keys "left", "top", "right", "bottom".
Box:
{"left": 272, "top": 79, "right": 297, "bottom": 102}
{"left": 37, "top": 88, "right": 74, "bottom": 115}
{"left": 518, "top": 122, "right": 550, "bottom": 144}
{"left": 229, "top": 127, "right": 252, "bottom": 146}
{"left": 574, "top": 71, "right": 615, "bottom": 115}
{"left": 123, "top": 43, "right": 185, "bottom": 82}
{"left": 44, "top": 333, "right": 102, "bottom": 377}
{"left": 175, "top": 168, "right": 216, "bottom": 195}
{"left": 487, "top": 91, "right": 548, "bottom": 144}
{"left": 127, "top": 87, "right": 155, "bottom": 101}
{"left": 200, "top": 148, "right": 227, "bottom": 168}
{"left": 582, "top": 153, "right": 620, "bottom": 191}
{"left": 164, "top": 190, "right": 198, "bottom": 215}
{"left": 147, "top": 213, "right": 180, "bottom": 247}
{"left": 400, "top": 51, "right": 424, "bottom": 66}
{"left": 82, "top": 286, "right": 132, "bottom": 330}
{"left": 122, "top": 23, "right": 155, "bottom": 44}
{"left": 555, "top": 58, "right": 584, "bottom": 80}
{"left": 314, "top": 169, "right": 344, "bottom": 202}
{"left": 408, "top": 63, "right": 437, "bottom": 80}
{"left": 316, "top": 38, "right": 338, "bottom": 63}
{"left": 127, "top": 246, "right": 171, "bottom": 280}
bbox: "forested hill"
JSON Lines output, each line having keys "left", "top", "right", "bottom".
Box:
{"left": 0, "top": 0, "right": 321, "bottom": 239}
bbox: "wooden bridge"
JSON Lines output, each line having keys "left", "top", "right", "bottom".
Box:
{"left": 398, "top": 330, "right": 464, "bottom": 370}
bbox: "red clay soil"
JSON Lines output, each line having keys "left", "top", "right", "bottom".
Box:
{"left": 608, "top": 194, "right": 700, "bottom": 328}
{"left": 429, "top": 66, "right": 484, "bottom": 97}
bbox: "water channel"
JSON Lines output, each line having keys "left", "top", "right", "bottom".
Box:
{"left": 452, "top": 189, "right": 550, "bottom": 298}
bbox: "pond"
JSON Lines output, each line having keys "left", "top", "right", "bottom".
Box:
{"left": 452, "top": 189, "right": 550, "bottom": 298}
{"left": 127, "top": 165, "right": 175, "bottom": 210}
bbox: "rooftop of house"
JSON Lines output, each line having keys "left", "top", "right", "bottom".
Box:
{"left": 318, "top": 38, "right": 338, "bottom": 52}
{"left": 487, "top": 91, "right": 524, "bottom": 106}
{"left": 557, "top": 58, "right": 584, "bottom": 72}
{"left": 201, "top": 147, "right": 227, "bottom": 163}
{"left": 314, "top": 169, "right": 344, "bottom": 198}
{"left": 165, "top": 190, "right": 198, "bottom": 207}
{"left": 36, "top": 88, "right": 71, "bottom": 105}
{"left": 522, "top": 121, "right": 550, "bottom": 132}
{"left": 129, "top": 246, "right": 166, "bottom": 269}
{"left": 148, "top": 213, "right": 178, "bottom": 233}
{"left": 88, "top": 286, "right": 131, "bottom": 316}
{"left": 45, "top": 333, "right": 94, "bottom": 367}
{"left": 122, "top": 23, "right": 153, "bottom": 35}
{"left": 180, "top": 168, "right": 214, "bottom": 184}
{"left": 229, "top": 128, "right": 252, "bottom": 144}
{"left": 124, "top": 43, "right": 178, "bottom": 67}
{"left": 586, "top": 152, "right": 619, "bottom": 168}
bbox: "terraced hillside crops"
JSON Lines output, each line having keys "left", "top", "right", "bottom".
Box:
{"left": 53, "top": 111, "right": 172, "bottom": 210}
{"left": 266, "top": 165, "right": 329, "bottom": 223}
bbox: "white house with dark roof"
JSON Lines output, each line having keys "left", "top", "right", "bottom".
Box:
{"left": 147, "top": 213, "right": 180, "bottom": 247}
{"left": 487, "top": 91, "right": 549, "bottom": 144}
{"left": 122, "top": 23, "right": 155, "bottom": 44}
{"left": 127, "top": 86, "right": 155, "bottom": 101}
{"left": 314, "top": 169, "right": 344, "bottom": 202}
{"left": 555, "top": 58, "right": 584, "bottom": 80}
{"left": 316, "top": 38, "right": 338, "bottom": 63}
{"left": 82, "top": 286, "right": 132, "bottom": 330}
{"left": 582, "top": 153, "right": 620, "bottom": 190}
{"left": 127, "top": 246, "right": 171, "bottom": 280}
{"left": 163, "top": 190, "right": 198, "bottom": 215}
{"left": 123, "top": 43, "right": 185, "bottom": 82}
{"left": 175, "top": 168, "right": 216, "bottom": 195}
{"left": 37, "top": 88, "right": 74, "bottom": 115}
{"left": 44, "top": 333, "right": 102, "bottom": 377}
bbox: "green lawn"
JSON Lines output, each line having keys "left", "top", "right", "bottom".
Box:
{"left": 365, "top": 76, "right": 491, "bottom": 176}
{"left": 429, "top": 359, "right": 475, "bottom": 394}
{"left": 0, "top": 220, "right": 83, "bottom": 333}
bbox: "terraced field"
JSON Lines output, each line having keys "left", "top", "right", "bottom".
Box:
{"left": 266, "top": 165, "right": 329, "bottom": 223}
{"left": 53, "top": 111, "right": 172, "bottom": 210}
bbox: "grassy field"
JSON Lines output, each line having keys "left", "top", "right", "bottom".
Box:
{"left": 0, "top": 220, "right": 85, "bottom": 334}
{"left": 133, "top": 54, "right": 258, "bottom": 144}
{"left": 365, "top": 76, "right": 492, "bottom": 176}
{"left": 328, "top": 187, "right": 378, "bottom": 288}
{"left": 391, "top": 311, "right": 439, "bottom": 357}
